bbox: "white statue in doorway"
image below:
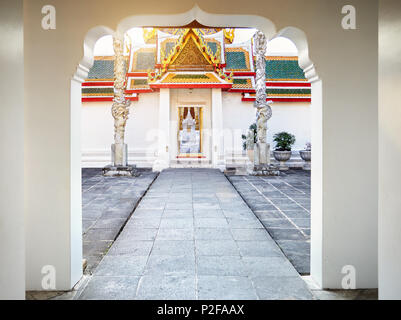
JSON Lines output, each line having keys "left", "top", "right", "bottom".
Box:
{"left": 180, "top": 111, "right": 199, "bottom": 154}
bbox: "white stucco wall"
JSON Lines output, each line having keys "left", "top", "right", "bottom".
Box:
{"left": 82, "top": 92, "right": 159, "bottom": 167}
{"left": 222, "top": 92, "right": 311, "bottom": 154}
{"left": 378, "top": 0, "right": 401, "bottom": 300}
{"left": 81, "top": 91, "right": 311, "bottom": 167}
{"left": 0, "top": 0, "right": 25, "bottom": 300}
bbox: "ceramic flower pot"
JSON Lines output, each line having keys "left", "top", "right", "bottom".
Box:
{"left": 273, "top": 150, "right": 292, "bottom": 170}
{"left": 299, "top": 150, "right": 311, "bottom": 170}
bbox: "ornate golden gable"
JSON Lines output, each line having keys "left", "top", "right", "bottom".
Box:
{"left": 169, "top": 35, "right": 213, "bottom": 71}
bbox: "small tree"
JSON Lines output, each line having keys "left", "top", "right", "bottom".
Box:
{"left": 273, "top": 132, "right": 296, "bottom": 151}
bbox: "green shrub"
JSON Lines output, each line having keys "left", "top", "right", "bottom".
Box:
{"left": 273, "top": 132, "right": 296, "bottom": 151}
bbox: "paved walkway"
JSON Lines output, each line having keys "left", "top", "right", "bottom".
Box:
{"left": 82, "top": 169, "right": 158, "bottom": 272}
{"left": 78, "top": 168, "right": 312, "bottom": 300}
{"left": 227, "top": 171, "right": 311, "bottom": 274}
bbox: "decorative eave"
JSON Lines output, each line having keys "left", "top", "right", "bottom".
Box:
{"left": 149, "top": 29, "right": 231, "bottom": 85}
{"left": 242, "top": 92, "right": 311, "bottom": 103}
{"left": 149, "top": 71, "right": 232, "bottom": 90}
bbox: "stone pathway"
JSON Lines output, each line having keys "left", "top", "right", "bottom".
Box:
{"left": 82, "top": 168, "right": 158, "bottom": 272}
{"left": 227, "top": 170, "right": 311, "bottom": 274}
{"left": 78, "top": 168, "right": 313, "bottom": 300}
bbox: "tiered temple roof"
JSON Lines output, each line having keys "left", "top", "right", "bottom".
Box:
{"left": 82, "top": 28, "right": 311, "bottom": 103}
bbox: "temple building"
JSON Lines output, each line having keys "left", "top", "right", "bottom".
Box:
{"left": 81, "top": 28, "right": 311, "bottom": 170}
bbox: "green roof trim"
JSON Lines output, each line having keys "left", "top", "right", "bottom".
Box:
{"left": 172, "top": 74, "right": 209, "bottom": 79}
{"left": 133, "top": 79, "right": 148, "bottom": 86}
{"left": 225, "top": 51, "right": 248, "bottom": 70}
{"left": 135, "top": 52, "right": 155, "bottom": 71}
{"left": 265, "top": 60, "right": 306, "bottom": 79}
{"left": 82, "top": 87, "right": 114, "bottom": 94}
{"left": 206, "top": 42, "right": 218, "bottom": 55}
{"left": 267, "top": 88, "right": 311, "bottom": 95}
{"left": 87, "top": 60, "right": 114, "bottom": 79}
{"left": 233, "top": 78, "right": 249, "bottom": 85}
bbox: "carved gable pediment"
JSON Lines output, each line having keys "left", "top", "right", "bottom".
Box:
{"left": 169, "top": 34, "right": 213, "bottom": 71}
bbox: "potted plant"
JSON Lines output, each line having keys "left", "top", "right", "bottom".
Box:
{"left": 273, "top": 131, "right": 296, "bottom": 170}
{"left": 241, "top": 123, "right": 257, "bottom": 162}
{"left": 299, "top": 142, "right": 311, "bottom": 170}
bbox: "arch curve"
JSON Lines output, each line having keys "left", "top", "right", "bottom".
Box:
{"left": 272, "top": 26, "right": 319, "bottom": 82}
{"left": 73, "top": 26, "right": 114, "bottom": 82}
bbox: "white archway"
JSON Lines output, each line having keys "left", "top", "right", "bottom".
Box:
{"left": 71, "top": 4, "right": 322, "bottom": 288}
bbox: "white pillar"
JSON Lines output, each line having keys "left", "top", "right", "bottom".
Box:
{"left": 212, "top": 88, "right": 225, "bottom": 171}
{"left": 378, "top": 0, "right": 401, "bottom": 299}
{"left": 0, "top": 0, "right": 25, "bottom": 299}
{"left": 153, "top": 88, "right": 170, "bottom": 171}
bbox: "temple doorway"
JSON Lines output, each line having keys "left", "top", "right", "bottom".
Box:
{"left": 178, "top": 106, "right": 203, "bottom": 157}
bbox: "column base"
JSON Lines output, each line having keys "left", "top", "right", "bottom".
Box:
{"left": 103, "top": 164, "right": 139, "bottom": 177}
{"left": 248, "top": 164, "right": 280, "bottom": 176}
{"left": 303, "top": 161, "right": 311, "bottom": 171}
{"left": 152, "top": 160, "right": 169, "bottom": 172}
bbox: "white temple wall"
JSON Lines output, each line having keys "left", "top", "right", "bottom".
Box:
{"left": 221, "top": 92, "right": 311, "bottom": 157}
{"left": 82, "top": 91, "right": 311, "bottom": 167}
{"left": 378, "top": 0, "right": 401, "bottom": 300}
{"left": 82, "top": 92, "right": 159, "bottom": 167}
{"left": 0, "top": 0, "right": 25, "bottom": 299}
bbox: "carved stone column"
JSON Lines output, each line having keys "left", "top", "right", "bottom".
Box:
{"left": 103, "top": 36, "right": 137, "bottom": 176}
{"left": 112, "top": 36, "right": 130, "bottom": 166}
{"left": 250, "top": 31, "right": 279, "bottom": 176}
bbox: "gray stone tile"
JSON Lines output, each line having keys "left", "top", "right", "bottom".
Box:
{"left": 281, "top": 210, "right": 310, "bottom": 219}
{"left": 253, "top": 276, "right": 313, "bottom": 300}
{"left": 227, "top": 218, "right": 264, "bottom": 229}
{"left": 91, "top": 218, "right": 126, "bottom": 230}
{"left": 132, "top": 208, "right": 163, "bottom": 219}
{"left": 255, "top": 210, "right": 283, "bottom": 219}
{"left": 108, "top": 240, "right": 153, "bottom": 256}
{"left": 156, "top": 228, "right": 194, "bottom": 240}
{"left": 165, "top": 203, "right": 193, "bottom": 210}
{"left": 195, "top": 240, "right": 240, "bottom": 256}
{"left": 163, "top": 209, "right": 193, "bottom": 218}
{"left": 136, "top": 275, "right": 196, "bottom": 300}
{"left": 197, "top": 256, "right": 247, "bottom": 276}
{"left": 159, "top": 218, "right": 193, "bottom": 229}
{"left": 95, "top": 255, "right": 148, "bottom": 276}
{"left": 83, "top": 240, "right": 113, "bottom": 256}
{"left": 267, "top": 228, "right": 306, "bottom": 241}
{"left": 151, "top": 240, "right": 195, "bottom": 256}
{"left": 291, "top": 218, "right": 311, "bottom": 228}
{"left": 78, "top": 276, "right": 140, "bottom": 300}
{"left": 118, "top": 228, "right": 158, "bottom": 241}
{"left": 197, "top": 276, "right": 258, "bottom": 300}
{"left": 194, "top": 228, "right": 233, "bottom": 240}
{"left": 194, "top": 218, "right": 229, "bottom": 228}
{"left": 193, "top": 203, "right": 221, "bottom": 210}
{"left": 276, "top": 240, "right": 310, "bottom": 255}
{"left": 126, "top": 217, "right": 161, "bottom": 229}
{"left": 236, "top": 240, "right": 282, "bottom": 257}
{"left": 193, "top": 209, "right": 225, "bottom": 218}
{"left": 82, "top": 219, "right": 96, "bottom": 233}
{"left": 261, "top": 219, "right": 296, "bottom": 229}
{"left": 242, "top": 256, "right": 300, "bottom": 277}
{"left": 230, "top": 228, "right": 271, "bottom": 241}
{"left": 83, "top": 228, "right": 119, "bottom": 241}
{"left": 144, "top": 255, "right": 196, "bottom": 276}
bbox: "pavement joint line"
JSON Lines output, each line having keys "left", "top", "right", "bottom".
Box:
{"left": 243, "top": 176, "right": 308, "bottom": 238}
{"left": 260, "top": 177, "right": 310, "bottom": 214}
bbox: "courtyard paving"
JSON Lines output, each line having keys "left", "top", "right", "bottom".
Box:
{"left": 82, "top": 168, "right": 158, "bottom": 272}
{"left": 227, "top": 170, "right": 311, "bottom": 274}
{"left": 77, "top": 168, "right": 313, "bottom": 300}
